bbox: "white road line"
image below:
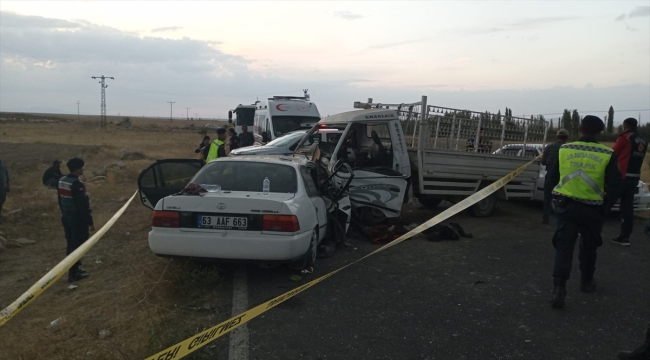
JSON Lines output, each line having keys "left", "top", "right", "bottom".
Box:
{"left": 228, "top": 265, "right": 249, "bottom": 360}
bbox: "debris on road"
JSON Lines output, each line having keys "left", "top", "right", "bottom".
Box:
{"left": 48, "top": 317, "right": 65, "bottom": 329}
{"left": 120, "top": 149, "right": 146, "bottom": 160}
{"left": 68, "top": 285, "right": 78, "bottom": 290}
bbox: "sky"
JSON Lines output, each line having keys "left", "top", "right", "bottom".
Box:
{"left": 0, "top": 1, "right": 649, "bottom": 123}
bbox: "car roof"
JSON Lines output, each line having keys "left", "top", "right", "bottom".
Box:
{"left": 212, "top": 154, "right": 307, "bottom": 167}
{"left": 319, "top": 109, "right": 399, "bottom": 124}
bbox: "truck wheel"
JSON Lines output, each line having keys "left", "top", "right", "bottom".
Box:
{"left": 288, "top": 228, "right": 318, "bottom": 270}
{"left": 418, "top": 196, "right": 442, "bottom": 209}
{"left": 359, "top": 207, "right": 387, "bottom": 226}
{"left": 468, "top": 193, "right": 498, "bottom": 217}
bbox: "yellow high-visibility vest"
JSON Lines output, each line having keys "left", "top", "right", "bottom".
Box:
{"left": 553, "top": 141, "right": 613, "bottom": 203}
{"left": 205, "top": 139, "right": 224, "bottom": 163}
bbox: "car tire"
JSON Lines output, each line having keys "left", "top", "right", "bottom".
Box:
{"left": 468, "top": 192, "right": 498, "bottom": 217}
{"left": 418, "top": 196, "right": 443, "bottom": 209}
{"left": 288, "top": 228, "right": 318, "bottom": 270}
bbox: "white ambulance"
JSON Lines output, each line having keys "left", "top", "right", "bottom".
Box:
{"left": 252, "top": 90, "right": 321, "bottom": 144}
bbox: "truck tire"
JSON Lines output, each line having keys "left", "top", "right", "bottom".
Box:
{"left": 418, "top": 196, "right": 442, "bottom": 209}
{"left": 359, "top": 207, "right": 387, "bottom": 226}
{"left": 468, "top": 192, "right": 498, "bottom": 217}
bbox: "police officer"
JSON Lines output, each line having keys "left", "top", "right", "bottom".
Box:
{"left": 205, "top": 128, "right": 227, "bottom": 162}
{"left": 541, "top": 129, "right": 569, "bottom": 224}
{"left": 547, "top": 115, "right": 621, "bottom": 308}
{"left": 58, "top": 158, "right": 95, "bottom": 282}
{"left": 610, "top": 118, "right": 647, "bottom": 246}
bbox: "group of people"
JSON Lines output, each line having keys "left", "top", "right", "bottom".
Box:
{"left": 194, "top": 125, "right": 255, "bottom": 164}
{"left": 542, "top": 116, "right": 649, "bottom": 359}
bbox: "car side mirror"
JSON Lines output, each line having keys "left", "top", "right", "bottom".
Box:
{"left": 228, "top": 110, "right": 232, "bottom": 124}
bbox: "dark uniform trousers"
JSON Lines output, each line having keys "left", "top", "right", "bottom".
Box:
{"left": 61, "top": 215, "right": 89, "bottom": 275}
{"left": 552, "top": 199, "right": 604, "bottom": 280}
{"left": 543, "top": 172, "right": 556, "bottom": 218}
{"left": 614, "top": 178, "right": 638, "bottom": 238}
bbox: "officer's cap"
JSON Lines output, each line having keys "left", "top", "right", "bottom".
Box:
{"left": 67, "top": 157, "right": 85, "bottom": 171}
{"left": 557, "top": 129, "right": 569, "bottom": 137}
{"left": 580, "top": 115, "right": 605, "bottom": 135}
{"left": 216, "top": 128, "right": 227, "bottom": 134}
{"left": 53, "top": 159, "right": 62, "bottom": 165}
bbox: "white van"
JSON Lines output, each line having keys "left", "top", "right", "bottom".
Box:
{"left": 253, "top": 91, "right": 321, "bottom": 144}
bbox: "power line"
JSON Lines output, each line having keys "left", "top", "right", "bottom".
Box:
{"left": 91, "top": 75, "right": 114, "bottom": 130}
{"left": 167, "top": 101, "right": 175, "bottom": 122}
{"left": 519, "top": 108, "right": 650, "bottom": 117}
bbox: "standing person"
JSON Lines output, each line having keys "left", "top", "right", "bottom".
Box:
{"left": 58, "top": 158, "right": 95, "bottom": 283}
{"left": 238, "top": 125, "right": 255, "bottom": 148}
{"left": 0, "top": 159, "right": 8, "bottom": 224}
{"left": 42, "top": 160, "right": 64, "bottom": 189}
{"left": 194, "top": 136, "right": 211, "bottom": 162}
{"left": 547, "top": 116, "right": 620, "bottom": 309}
{"left": 609, "top": 118, "right": 647, "bottom": 246}
{"left": 205, "top": 128, "right": 227, "bottom": 162}
{"left": 541, "top": 129, "right": 569, "bottom": 224}
{"left": 617, "top": 322, "right": 650, "bottom": 359}
{"left": 228, "top": 128, "right": 240, "bottom": 152}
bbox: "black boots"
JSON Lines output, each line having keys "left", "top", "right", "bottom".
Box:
{"left": 617, "top": 342, "right": 650, "bottom": 360}
{"left": 68, "top": 268, "right": 89, "bottom": 283}
{"left": 580, "top": 275, "right": 597, "bottom": 293}
{"left": 618, "top": 324, "right": 650, "bottom": 360}
{"left": 550, "top": 277, "right": 567, "bottom": 309}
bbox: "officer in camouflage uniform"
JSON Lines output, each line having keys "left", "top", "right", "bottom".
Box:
{"left": 547, "top": 116, "right": 621, "bottom": 309}
{"left": 58, "top": 158, "right": 95, "bottom": 282}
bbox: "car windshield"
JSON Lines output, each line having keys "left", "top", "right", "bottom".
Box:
{"left": 192, "top": 161, "right": 297, "bottom": 193}
{"left": 272, "top": 116, "right": 320, "bottom": 137}
{"left": 265, "top": 132, "right": 305, "bottom": 147}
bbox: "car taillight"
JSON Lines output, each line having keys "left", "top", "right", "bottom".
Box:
{"left": 262, "top": 215, "right": 300, "bottom": 232}
{"left": 152, "top": 211, "right": 180, "bottom": 228}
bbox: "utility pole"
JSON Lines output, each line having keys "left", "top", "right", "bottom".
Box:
{"left": 91, "top": 75, "right": 114, "bottom": 130}
{"left": 76, "top": 101, "right": 80, "bottom": 121}
{"left": 167, "top": 101, "right": 176, "bottom": 122}
{"left": 185, "top": 107, "right": 191, "bottom": 121}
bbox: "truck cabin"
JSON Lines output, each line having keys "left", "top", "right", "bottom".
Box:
{"left": 228, "top": 105, "right": 256, "bottom": 134}
{"left": 296, "top": 110, "right": 403, "bottom": 174}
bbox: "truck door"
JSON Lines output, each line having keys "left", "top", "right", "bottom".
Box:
{"left": 387, "top": 119, "right": 411, "bottom": 178}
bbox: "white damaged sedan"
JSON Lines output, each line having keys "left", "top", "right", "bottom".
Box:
{"left": 137, "top": 155, "right": 351, "bottom": 268}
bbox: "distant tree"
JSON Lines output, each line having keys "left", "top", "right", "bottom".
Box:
{"left": 607, "top": 106, "right": 614, "bottom": 134}
{"left": 571, "top": 110, "right": 581, "bottom": 138}
{"left": 561, "top": 109, "right": 572, "bottom": 131}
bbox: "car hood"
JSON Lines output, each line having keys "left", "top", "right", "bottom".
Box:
{"left": 230, "top": 146, "right": 286, "bottom": 156}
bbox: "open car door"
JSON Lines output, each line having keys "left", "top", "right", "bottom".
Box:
{"left": 137, "top": 159, "right": 203, "bottom": 210}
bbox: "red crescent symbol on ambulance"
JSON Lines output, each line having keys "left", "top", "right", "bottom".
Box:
{"left": 276, "top": 104, "right": 289, "bottom": 111}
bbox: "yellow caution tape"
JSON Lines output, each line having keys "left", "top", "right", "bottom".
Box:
{"left": 0, "top": 191, "right": 138, "bottom": 326}
{"left": 144, "top": 156, "right": 541, "bottom": 360}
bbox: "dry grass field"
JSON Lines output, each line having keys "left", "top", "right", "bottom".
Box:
{"left": 0, "top": 116, "right": 234, "bottom": 360}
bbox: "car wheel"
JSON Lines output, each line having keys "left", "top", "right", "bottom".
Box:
{"left": 288, "top": 228, "right": 318, "bottom": 270}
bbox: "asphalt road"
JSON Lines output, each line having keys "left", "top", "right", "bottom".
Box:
{"left": 220, "top": 200, "right": 650, "bottom": 360}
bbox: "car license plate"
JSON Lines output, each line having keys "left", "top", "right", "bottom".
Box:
{"left": 198, "top": 215, "right": 248, "bottom": 229}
